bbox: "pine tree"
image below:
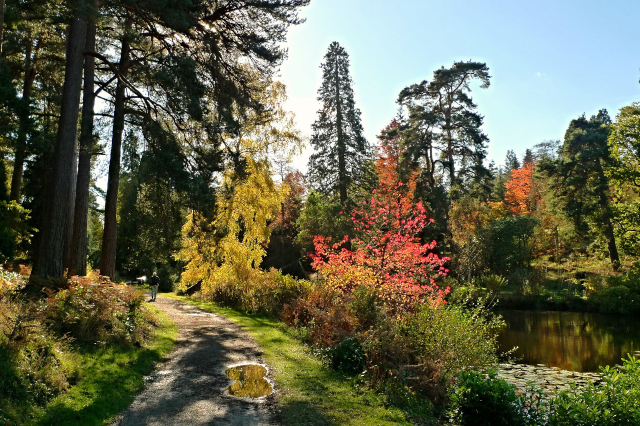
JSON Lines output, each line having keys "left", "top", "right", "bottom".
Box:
{"left": 522, "top": 148, "right": 534, "bottom": 165}
{"left": 398, "top": 61, "right": 491, "bottom": 199}
{"left": 308, "top": 41, "right": 371, "bottom": 205}
{"left": 31, "top": 1, "right": 89, "bottom": 279}
{"left": 504, "top": 149, "right": 520, "bottom": 172}
{"left": 539, "top": 110, "right": 620, "bottom": 269}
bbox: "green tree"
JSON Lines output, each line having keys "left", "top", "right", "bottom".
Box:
{"left": 540, "top": 110, "right": 620, "bottom": 269}
{"left": 68, "top": 8, "right": 98, "bottom": 276}
{"left": 398, "top": 61, "right": 491, "bottom": 200}
{"left": 262, "top": 170, "right": 307, "bottom": 277}
{"left": 295, "top": 190, "right": 351, "bottom": 257}
{"left": 31, "top": 0, "right": 90, "bottom": 279}
{"left": 95, "top": 0, "right": 309, "bottom": 279}
{"left": 308, "top": 41, "right": 371, "bottom": 205}
{"left": 607, "top": 102, "right": 640, "bottom": 255}
{"left": 504, "top": 149, "right": 520, "bottom": 173}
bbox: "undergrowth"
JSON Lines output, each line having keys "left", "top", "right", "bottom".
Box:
{"left": 0, "top": 266, "right": 175, "bottom": 426}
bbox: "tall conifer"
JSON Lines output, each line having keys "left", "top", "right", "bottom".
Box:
{"left": 308, "top": 41, "right": 370, "bottom": 205}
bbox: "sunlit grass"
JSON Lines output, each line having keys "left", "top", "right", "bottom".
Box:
{"left": 165, "top": 294, "right": 428, "bottom": 426}
{"left": 24, "top": 305, "right": 177, "bottom": 426}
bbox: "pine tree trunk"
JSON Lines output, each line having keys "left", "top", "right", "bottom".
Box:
{"left": 0, "top": 0, "right": 5, "bottom": 57}
{"left": 10, "top": 36, "right": 42, "bottom": 201}
{"left": 334, "top": 61, "right": 347, "bottom": 205}
{"left": 31, "top": 16, "right": 87, "bottom": 280}
{"left": 68, "top": 20, "right": 96, "bottom": 276}
{"left": 100, "top": 18, "right": 131, "bottom": 279}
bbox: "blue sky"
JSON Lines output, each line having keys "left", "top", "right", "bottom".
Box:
{"left": 278, "top": 0, "right": 640, "bottom": 171}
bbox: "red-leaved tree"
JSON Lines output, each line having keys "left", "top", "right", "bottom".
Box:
{"left": 311, "top": 125, "right": 449, "bottom": 312}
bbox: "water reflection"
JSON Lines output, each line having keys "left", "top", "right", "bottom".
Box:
{"left": 225, "top": 364, "right": 272, "bottom": 398}
{"left": 497, "top": 310, "right": 640, "bottom": 372}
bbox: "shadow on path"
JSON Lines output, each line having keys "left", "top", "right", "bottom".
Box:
{"left": 112, "top": 296, "right": 276, "bottom": 426}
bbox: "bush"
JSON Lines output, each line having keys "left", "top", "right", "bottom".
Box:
{"left": 371, "top": 302, "right": 502, "bottom": 403}
{"left": 587, "top": 285, "right": 636, "bottom": 314}
{"left": 1, "top": 267, "right": 161, "bottom": 423}
{"left": 322, "top": 337, "right": 366, "bottom": 376}
{"left": 447, "top": 355, "right": 640, "bottom": 426}
{"left": 586, "top": 263, "right": 640, "bottom": 314}
{"left": 195, "top": 267, "right": 314, "bottom": 317}
{"left": 43, "top": 272, "right": 153, "bottom": 345}
{"left": 282, "top": 285, "right": 360, "bottom": 346}
{"left": 1, "top": 267, "right": 76, "bottom": 408}
{"left": 284, "top": 285, "right": 502, "bottom": 404}
{"left": 448, "top": 370, "right": 546, "bottom": 426}
{"left": 548, "top": 355, "right": 640, "bottom": 426}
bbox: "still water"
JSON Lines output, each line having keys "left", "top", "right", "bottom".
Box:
{"left": 497, "top": 310, "right": 640, "bottom": 372}
{"left": 225, "top": 364, "right": 272, "bottom": 398}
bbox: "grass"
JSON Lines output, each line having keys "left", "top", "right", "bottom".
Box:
{"left": 13, "top": 305, "right": 178, "bottom": 426}
{"left": 165, "top": 293, "right": 434, "bottom": 426}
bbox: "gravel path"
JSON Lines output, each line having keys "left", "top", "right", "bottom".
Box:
{"left": 111, "top": 295, "right": 278, "bottom": 426}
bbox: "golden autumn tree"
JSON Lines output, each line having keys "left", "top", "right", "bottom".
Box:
{"left": 177, "top": 81, "right": 303, "bottom": 296}
{"left": 504, "top": 162, "right": 537, "bottom": 215}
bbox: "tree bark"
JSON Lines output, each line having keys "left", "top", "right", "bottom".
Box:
{"left": 334, "top": 59, "right": 346, "bottom": 205}
{"left": 10, "top": 35, "right": 42, "bottom": 201}
{"left": 68, "top": 20, "right": 96, "bottom": 276}
{"left": 0, "top": 0, "right": 5, "bottom": 57}
{"left": 596, "top": 161, "right": 620, "bottom": 270}
{"left": 31, "top": 17, "right": 87, "bottom": 279}
{"left": 100, "top": 17, "right": 132, "bottom": 279}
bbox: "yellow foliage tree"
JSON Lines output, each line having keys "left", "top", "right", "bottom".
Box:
{"left": 177, "top": 81, "right": 303, "bottom": 297}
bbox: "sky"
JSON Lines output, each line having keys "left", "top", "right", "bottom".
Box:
{"left": 277, "top": 0, "right": 640, "bottom": 172}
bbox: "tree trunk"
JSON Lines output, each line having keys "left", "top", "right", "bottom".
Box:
{"left": 596, "top": 161, "right": 620, "bottom": 270}
{"left": 0, "top": 0, "right": 5, "bottom": 57}
{"left": 68, "top": 20, "right": 96, "bottom": 276}
{"left": 334, "top": 60, "right": 346, "bottom": 205}
{"left": 10, "top": 35, "right": 42, "bottom": 201}
{"left": 31, "top": 17, "right": 87, "bottom": 280}
{"left": 100, "top": 17, "right": 131, "bottom": 279}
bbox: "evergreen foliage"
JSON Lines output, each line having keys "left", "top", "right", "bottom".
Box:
{"left": 398, "top": 60, "right": 491, "bottom": 200}
{"left": 539, "top": 110, "right": 620, "bottom": 268}
{"left": 308, "top": 41, "right": 372, "bottom": 205}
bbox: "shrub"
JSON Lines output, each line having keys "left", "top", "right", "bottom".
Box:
{"left": 284, "top": 286, "right": 502, "bottom": 404}
{"left": 586, "top": 263, "right": 640, "bottom": 314}
{"left": 448, "top": 370, "right": 547, "bottom": 426}
{"left": 587, "top": 285, "right": 636, "bottom": 314}
{"left": 197, "top": 267, "right": 313, "bottom": 317}
{"left": 1, "top": 267, "right": 76, "bottom": 407}
{"left": 322, "top": 337, "right": 366, "bottom": 376}
{"left": 548, "top": 355, "right": 640, "bottom": 426}
{"left": 43, "top": 272, "right": 152, "bottom": 345}
{"left": 282, "top": 285, "right": 360, "bottom": 346}
{"left": 478, "top": 274, "right": 508, "bottom": 293}
{"left": 365, "top": 302, "right": 502, "bottom": 403}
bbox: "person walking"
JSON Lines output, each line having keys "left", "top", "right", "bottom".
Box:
{"left": 150, "top": 272, "right": 160, "bottom": 301}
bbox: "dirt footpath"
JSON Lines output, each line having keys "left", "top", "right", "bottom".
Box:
{"left": 111, "top": 295, "right": 278, "bottom": 426}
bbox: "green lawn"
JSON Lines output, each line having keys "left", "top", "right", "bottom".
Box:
{"left": 165, "top": 294, "right": 434, "bottom": 426}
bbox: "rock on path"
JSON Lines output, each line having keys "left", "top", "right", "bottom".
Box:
{"left": 111, "top": 295, "right": 278, "bottom": 426}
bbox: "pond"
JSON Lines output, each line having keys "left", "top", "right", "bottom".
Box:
{"left": 497, "top": 310, "right": 640, "bottom": 372}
